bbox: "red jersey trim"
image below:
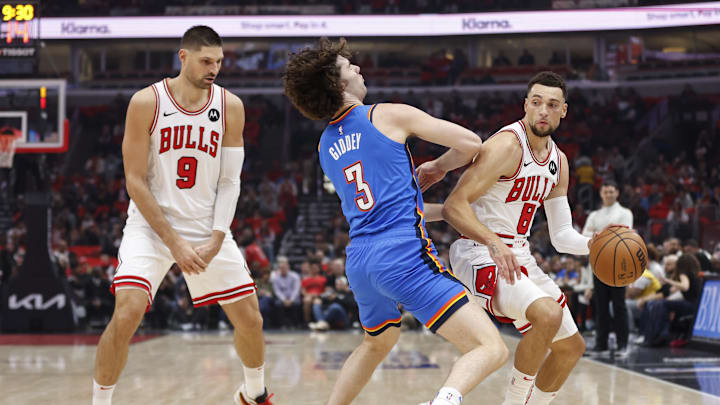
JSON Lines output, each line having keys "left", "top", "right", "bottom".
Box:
{"left": 221, "top": 88, "right": 227, "bottom": 134}
{"left": 149, "top": 84, "right": 160, "bottom": 134}
{"left": 520, "top": 120, "right": 553, "bottom": 166}
{"left": 498, "top": 127, "right": 523, "bottom": 182}
{"left": 162, "top": 78, "right": 214, "bottom": 116}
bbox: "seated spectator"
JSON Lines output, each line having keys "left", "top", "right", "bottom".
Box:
{"left": 625, "top": 268, "right": 661, "bottom": 333}
{"left": 517, "top": 49, "right": 535, "bottom": 65}
{"left": 548, "top": 51, "right": 564, "bottom": 65}
{"left": 309, "top": 276, "right": 356, "bottom": 331}
{"left": 301, "top": 260, "right": 326, "bottom": 325}
{"left": 255, "top": 269, "right": 277, "bottom": 329}
{"left": 570, "top": 258, "right": 594, "bottom": 333}
{"left": 270, "top": 256, "right": 302, "bottom": 328}
{"left": 492, "top": 51, "right": 511, "bottom": 67}
{"left": 85, "top": 267, "right": 114, "bottom": 328}
{"left": 683, "top": 239, "right": 712, "bottom": 272}
{"left": 636, "top": 254, "right": 702, "bottom": 346}
{"left": 647, "top": 244, "right": 665, "bottom": 279}
{"left": 555, "top": 256, "right": 580, "bottom": 288}
{"left": 169, "top": 292, "right": 209, "bottom": 331}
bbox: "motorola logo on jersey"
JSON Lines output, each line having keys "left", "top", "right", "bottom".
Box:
{"left": 549, "top": 161, "right": 557, "bottom": 175}
{"left": 158, "top": 125, "right": 220, "bottom": 157}
{"left": 208, "top": 108, "right": 220, "bottom": 122}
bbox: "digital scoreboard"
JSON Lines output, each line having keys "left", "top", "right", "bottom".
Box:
{"left": 1, "top": 3, "right": 39, "bottom": 74}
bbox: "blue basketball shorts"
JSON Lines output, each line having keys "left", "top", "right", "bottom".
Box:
{"left": 345, "top": 229, "right": 469, "bottom": 336}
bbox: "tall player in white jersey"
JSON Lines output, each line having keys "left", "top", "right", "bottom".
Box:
{"left": 420, "top": 72, "right": 605, "bottom": 405}
{"left": 92, "top": 26, "right": 273, "bottom": 405}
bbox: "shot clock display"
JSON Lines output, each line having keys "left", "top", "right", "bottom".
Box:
{"left": 1, "top": 2, "right": 38, "bottom": 73}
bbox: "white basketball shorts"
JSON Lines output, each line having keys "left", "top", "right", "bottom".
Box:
{"left": 111, "top": 223, "right": 256, "bottom": 311}
{"left": 449, "top": 238, "right": 577, "bottom": 342}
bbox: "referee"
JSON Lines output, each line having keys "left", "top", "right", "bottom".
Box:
{"left": 582, "top": 180, "right": 633, "bottom": 356}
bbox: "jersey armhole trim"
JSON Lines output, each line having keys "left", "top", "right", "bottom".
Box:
{"left": 149, "top": 84, "right": 160, "bottom": 135}
{"left": 498, "top": 129, "right": 523, "bottom": 182}
{"left": 368, "top": 104, "right": 378, "bottom": 123}
{"left": 557, "top": 146, "right": 562, "bottom": 183}
{"left": 221, "top": 88, "right": 227, "bottom": 134}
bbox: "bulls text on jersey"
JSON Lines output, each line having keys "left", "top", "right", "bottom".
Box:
{"left": 158, "top": 125, "right": 219, "bottom": 157}
{"left": 505, "top": 175, "right": 554, "bottom": 204}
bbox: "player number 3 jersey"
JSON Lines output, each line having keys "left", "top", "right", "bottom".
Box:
{"left": 471, "top": 120, "right": 561, "bottom": 241}
{"left": 126, "top": 78, "right": 227, "bottom": 240}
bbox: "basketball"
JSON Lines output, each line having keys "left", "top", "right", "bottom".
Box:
{"left": 589, "top": 226, "right": 647, "bottom": 287}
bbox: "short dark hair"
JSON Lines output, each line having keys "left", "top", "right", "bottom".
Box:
{"left": 527, "top": 71, "right": 567, "bottom": 100}
{"left": 181, "top": 25, "right": 222, "bottom": 50}
{"left": 601, "top": 179, "right": 618, "bottom": 190}
{"left": 676, "top": 254, "right": 700, "bottom": 277}
{"left": 283, "top": 38, "right": 352, "bottom": 120}
{"left": 685, "top": 239, "right": 699, "bottom": 248}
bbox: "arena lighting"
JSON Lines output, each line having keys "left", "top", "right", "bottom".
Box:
{"left": 38, "top": 2, "right": 720, "bottom": 39}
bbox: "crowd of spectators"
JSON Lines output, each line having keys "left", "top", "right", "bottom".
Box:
{"left": 1, "top": 84, "right": 719, "bottom": 341}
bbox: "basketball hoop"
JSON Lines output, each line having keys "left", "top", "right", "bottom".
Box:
{"left": 0, "top": 127, "right": 22, "bottom": 168}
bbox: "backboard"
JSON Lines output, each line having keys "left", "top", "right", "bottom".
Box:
{"left": 0, "top": 79, "right": 67, "bottom": 153}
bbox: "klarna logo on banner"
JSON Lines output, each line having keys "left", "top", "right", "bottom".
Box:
{"left": 461, "top": 18, "right": 511, "bottom": 30}
{"left": 61, "top": 22, "right": 111, "bottom": 35}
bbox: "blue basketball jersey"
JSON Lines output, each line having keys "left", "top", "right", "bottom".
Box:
{"left": 318, "top": 104, "right": 426, "bottom": 239}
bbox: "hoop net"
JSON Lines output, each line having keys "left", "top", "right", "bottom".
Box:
{"left": 0, "top": 128, "right": 21, "bottom": 168}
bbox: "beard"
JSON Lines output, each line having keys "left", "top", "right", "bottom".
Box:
{"left": 530, "top": 121, "right": 556, "bottom": 137}
{"left": 191, "top": 75, "right": 214, "bottom": 89}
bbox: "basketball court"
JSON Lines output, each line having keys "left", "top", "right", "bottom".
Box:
{"left": 2, "top": 329, "right": 719, "bottom": 404}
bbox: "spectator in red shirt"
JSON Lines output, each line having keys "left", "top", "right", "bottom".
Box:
{"left": 300, "top": 260, "right": 326, "bottom": 325}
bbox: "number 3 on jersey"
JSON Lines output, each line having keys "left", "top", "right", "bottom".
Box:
{"left": 344, "top": 161, "right": 375, "bottom": 211}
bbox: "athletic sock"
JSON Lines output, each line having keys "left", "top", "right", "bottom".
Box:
{"left": 501, "top": 367, "right": 536, "bottom": 405}
{"left": 92, "top": 379, "right": 115, "bottom": 405}
{"left": 525, "top": 385, "right": 558, "bottom": 405}
{"left": 243, "top": 363, "right": 265, "bottom": 399}
{"left": 431, "top": 387, "right": 462, "bottom": 405}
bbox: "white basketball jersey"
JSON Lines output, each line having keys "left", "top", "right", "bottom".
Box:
{"left": 126, "top": 78, "right": 226, "bottom": 240}
{"left": 471, "top": 120, "right": 561, "bottom": 243}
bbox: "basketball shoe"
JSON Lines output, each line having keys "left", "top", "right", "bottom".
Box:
{"left": 234, "top": 384, "right": 274, "bottom": 405}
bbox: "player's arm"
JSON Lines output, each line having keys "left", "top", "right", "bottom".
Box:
{"left": 442, "top": 132, "right": 523, "bottom": 283}
{"left": 122, "top": 87, "right": 206, "bottom": 274}
{"left": 372, "top": 104, "right": 482, "bottom": 189}
{"left": 423, "top": 203, "right": 444, "bottom": 222}
{"left": 197, "top": 90, "right": 246, "bottom": 263}
{"left": 544, "top": 151, "right": 592, "bottom": 255}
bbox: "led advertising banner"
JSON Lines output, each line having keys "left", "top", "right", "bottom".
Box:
{"left": 692, "top": 278, "right": 720, "bottom": 344}
{"left": 38, "top": 2, "right": 720, "bottom": 39}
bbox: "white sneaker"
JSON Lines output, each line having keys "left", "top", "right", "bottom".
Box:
{"left": 633, "top": 335, "right": 645, "bottom": 345}
{"left": 234, "top": 384, "right": 273, "bottom": 405}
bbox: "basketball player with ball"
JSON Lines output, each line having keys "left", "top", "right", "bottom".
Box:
{"left": 418, "top": 71, "right": 642, "bottom": 405}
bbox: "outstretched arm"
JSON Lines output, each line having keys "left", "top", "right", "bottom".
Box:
{"left": 544, "top": 151, "right": 591, "bottom": 255}
{"left": 372, "top": 103, "right": 482, "bottom": 170}
{"left": 423, "top": 203, "right": 444, "bottom": 222}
